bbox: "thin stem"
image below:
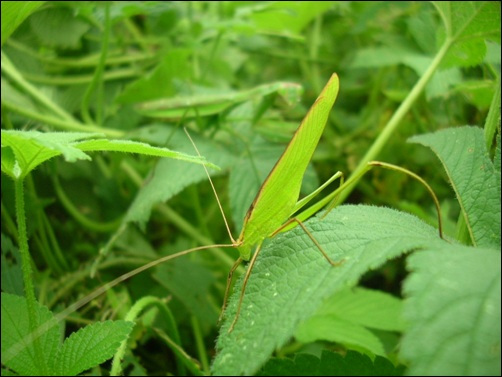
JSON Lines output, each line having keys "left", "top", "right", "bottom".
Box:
{"left": 81, "top": 3, "right": 111, "bottom": 125}
{"left": 6, "top": 39, "right": 156, "bottom": 68}
{"left": 15, "top": 179, "right": 36, "bottom": 306}
{"left": 191, "top": 316, "right": 210, "bottom": 374}
{"left": 21, "top": 68, "right": 141, "bottom": 86}
{"left": 1, "top": 52, "right": 75, "bottom": 123}
{"left": 14, "top": 178, "right": 46, "bottom": 373}
{"left": 336, "top": 39, "right": 452, "bottom": 203}
{"left": 1, "top": 101, "right": 124, "bottom": 137}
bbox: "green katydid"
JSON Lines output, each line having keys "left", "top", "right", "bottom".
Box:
{"left": 186, "top": 73, "right": 342, "bottom": 331}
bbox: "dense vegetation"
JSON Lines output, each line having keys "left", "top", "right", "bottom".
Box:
{"left": 1, "top": 2, "right": 500, "bottom": 376}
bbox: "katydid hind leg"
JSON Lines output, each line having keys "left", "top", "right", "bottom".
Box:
{"left": 228, "top": 243, "right": 263, "bottom": 333}
{"left": 219, "top": 257, "right": 243, "bottom": 324}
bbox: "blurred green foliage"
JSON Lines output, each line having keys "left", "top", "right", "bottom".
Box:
{"left": 1, "top": 1, "right": 499, "bottom": 376}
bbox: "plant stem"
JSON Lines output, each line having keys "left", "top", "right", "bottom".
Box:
{"left": 1, "top": 52, "right": 75, "bottom": 123}
{"left": 6, "top": 39, "right": 156, "bottom": 68}
{"left": 15, "top": 179, "right": 36, "bottom": 303}
{"left": 81, "top": 3, "right": 111, "bottom": 125}
{"left": 1, "top": 101, "right": 123, "bottom": 137}
{"left": 336, "top": 39, "right": 452, "bottom": 203}
{"left": 14, "top": 178, "right": 45, "bottom": 373}
{"left": 22, "top": 68, "right": 140, "bottom": 86}
{"left": 191, "top": 316, "right": 209, "bottom": 374}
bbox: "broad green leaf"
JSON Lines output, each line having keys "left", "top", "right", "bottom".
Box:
{"left": 307, "top": 287, "right": 406, "bottom": 331}
{"left": 1, "top": 293, "right": 61, "bottom": 376}
{"left": 211, "top": 205, "right": 444, "bottom": 375}
{"left": 258, "top": 350, "right": 404, "bottom": 376}
{"left": 454, "top": 79, "right": 498, "bottom": 109}
{"left": 409, "top": 126, "right": 501, "bottom": 248}
{"left": 295, "top": 288, "right": 405, "bottom": 355}
{"left": 74, "top": 138, "right": 219, "bottom": 170}
{"left": 0, "top": 130, "right": 218, "bottom": 181}
{"left": 29, "top": 6, "right": 90, "bottom": 48}
{"left": 124, "top": 125, "right": 235, "bottom": 227}
{"left": 433, "top": 2, "right": 501, "bottom": 68}
{"left": 52, "top": 320, "right": 134, "bottom": 376}
{"left": 352, "top": 47, "right": 463, "bottom": 100}
{"left": 407, "top": 4, "right": 437, "bottom": 55}
{"left": 1, "top": 130, "right": 99, "bottom": 179}
{"left": 248, "top": 2, "right": 335, "bottom": 37}
{"left": 296, "top": 316, "right": 385, "bottom": 356}
{"left": 401, "top": 246, "right": 501, "bottom": 376}
{"left": 352, "top": 47, "right": 423, "bottom": 70}
{"left": 1, "top": 1, "right": 45, "bottom": 46}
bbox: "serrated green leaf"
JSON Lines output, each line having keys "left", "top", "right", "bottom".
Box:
{"left": 1, "top": 130, "right": 98, "bottom": 179}
{"left": 434, "top": 2, "right": 501, "bottom": 43}
{"left": 401, "top": 246, "right": 501, "bottom": 376}
{"left": 295, "top": 288, "right": 405, "bottom": 355}
{"left": 124, "top": 126, "right": 235, "bottom": 227}
{"left": 409, "top": 126, "right": 500, "bottom": 248}
{"left": 434, "top": 2, "right": 501, "bottom": 68}
{"left": 1, "top": 293, "right": 61, "bottom": 376}
{"left": 258, "top": 350, "right": 404, "bottom": 376}
{"left": 0, "top": 130, "right": 217, "bottom": 181}
{"left": 29, "top": 6, "right": 90, "bottom": 49}
{"left": 52, "top": 320, "right": 134, "bottom": 376}
{"left": 211, "top": 205, "right": 445, "bottom": 375}
{"left": 1, "top": 1, "right": 45, "bottom": 46}
{"left": 74, "top": 138, "right": 219, "bottom": 170}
